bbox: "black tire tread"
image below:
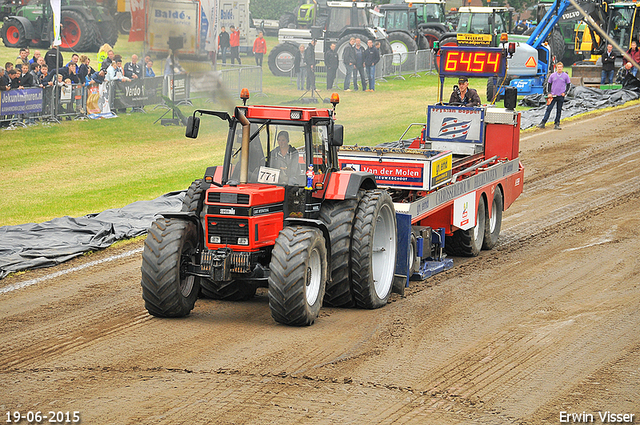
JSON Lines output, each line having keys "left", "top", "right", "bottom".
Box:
{"left": 319, "top": 199, "right": 358, "bottom": 307}
{"left": 482, "top": 188, "right": 503, "bottom": 250}
{"left": 60, "top": 10, "right": 96, "bottom": 52}
{"left": 141, "top": 218, "right": 199, "bottom": 317}
{"left": 268, "top": 226, "right": 327, "bottom": 326}
{"left": 351, "top": 190, "right": 396, "bottom": 309}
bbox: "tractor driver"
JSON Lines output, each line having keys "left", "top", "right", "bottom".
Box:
{"left": 449, "top": 76, "right": 482, "bottom": 107}
{"left": 269, "top": 131, "right": 300, "bottom": 179}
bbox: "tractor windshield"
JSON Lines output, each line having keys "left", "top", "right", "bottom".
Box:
{"left": 421, "top": 4, "right": 444, "bottom": 23}
{"left": 227, "top": 122, "right": 329, "bottom": 186}
{"left": 609, "top": 7, "right": 635, "bottom": 49}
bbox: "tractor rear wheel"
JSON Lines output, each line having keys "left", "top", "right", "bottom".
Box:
{"left": 388, "top": 31, "right": 417, "bottom": 67}
{"left": 60, "top": 10, "right": 95, "bottom": 52}
{"left": 483, "top": 188, "right": 503, "bottom": 250}
{"left": 446, "top": 195, "right": 486, "bottom": 257}
{"left": 96, "top": 19, "right": 119, "bottom": 48}
{"left": 141, "top": 218, "right": 200, "bottom": 317}
{"left": 2, "top": 19, "right": 28, "bottom": 48}
{"left": 319, "top": 199, "right": 359, "bottom": 307}
{"left": 351, "top": 190, "right": 397, "bottom": 309}
{"left": 434, "top": 36, "right": 457, "bottom": 70}
{"left": 116, "top": 12, "right": 131, "bottom": 34}
{"left": 268, "top": 43, "right": 298, "bottom": 77}
{"left": 421, "top": 28, "right": 443, "bottom": 49}
{"left": 268, "top": 226, "right": 327, "bottom": 326}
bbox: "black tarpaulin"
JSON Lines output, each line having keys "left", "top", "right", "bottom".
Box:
{"left": 519, "top": 86, "right": 640, "bottom": 130}
{"left": 0, "top": 191, "right": 184, "bottom": 279}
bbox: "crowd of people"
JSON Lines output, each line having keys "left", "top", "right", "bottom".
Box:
{"left": 0, "top": 44, "right": 160, "bottom": 122}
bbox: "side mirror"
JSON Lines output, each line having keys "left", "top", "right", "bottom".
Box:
{"left": 331, "top": 124, "right": 343, "bottom": 146}
{"left": 185, "top": 116, "right": 200, "bottom": 138}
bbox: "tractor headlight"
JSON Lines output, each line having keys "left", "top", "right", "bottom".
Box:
{"left": 210, "top": 236, "right": 221, "bottom": 244}
{"left": 237, "top": 237, "right": 249, "bottom": 245}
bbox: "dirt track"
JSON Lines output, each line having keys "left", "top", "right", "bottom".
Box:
{"left": 1, "top": 106, "right": 639, "bottom": 424}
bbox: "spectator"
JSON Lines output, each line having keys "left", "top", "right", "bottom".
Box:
{"left": 43, "top": 62, "right": 80, "bottom": 85}
{"left": 364, "top": 39, "right": 380, "bottom": 92}
{"left": 601, "top": 44, "right": 616, "bottom": 86}
{"left": 218, "top": 26, "right": 230, "bottom": 64}
{"left": 144, "top": 55, "right": 152, "bottom": 65}
{"left": 39, "top": 65, "right": 52, "bottom": 87}
{"left": 0, "top": 67, "right": 9, "bottom": 91}
{"left": 77, "top": 55, "right": 95, "bottom": 84}
{"left": 29, "top": 63, "right": 41, "bottom": 86}
{"left": 91, "top": 69, "right": 106, "bottom": 84}
{"left": 106, "top": 55, "right": 130, "bottom": 82}
{"left": 97, "top": 43, "right": 113, "bottom": 65}
{"left": 253, "top": 31, "right": 267, "bottom": 67}
{"left": 45, "top": 45, "right": 64, "bottom": 70}
{"left": 8, "top": 69, "right": 21, "bottom": 89}
{"left": 353, "top": 38, "right": 366, "bottom": 91}
{"left": 538, "top": 61, "right": 571, "bottom": 130}
{"left": 4, "top": 62, "right": 13, "bottom": 75}
{"left": 623, "top": 40, "right": 640, "bottom": 77}
{"left": 324, "top": 42, "right": 338, "bottom": 90}
{"left": 145, "top": 60, "right": 156, "bottom": 77}
{"left": 343, "top": 37, "right": 356, "bottom": 91}
{"left": 66, "top": 53, "right": 80, "bottom": 69}
{"left": 101, "top": 50, "right": 115, "bottom": 71}
{"left": 17, "top": 63, "right": 33, "bottom": 88}
{"left": 294, "top": 44, "right": 306, "bottom": 90}
{"left": 305, "top": 39, "right": 316, "bottom": 90}
{"left": 229, "top": 25, "right": 241, "bottom": 64}
{"left": 37, "top": 56, "right": 46, "bottom": 68}
{"left": 124, "top": 54, "right": 142, "bottom": 79}
{"left": 16, "top": 48, "right": 29, "bottom": 67}
{"left": 29, "top": 50, "right": 41, "bottom": 65}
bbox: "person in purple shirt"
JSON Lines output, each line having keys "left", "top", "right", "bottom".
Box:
{"left": 538, "top": 62, "right": 571, "bottom": 130}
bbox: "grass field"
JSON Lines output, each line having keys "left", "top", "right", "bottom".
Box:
{"left": 1, "top": 34, "right": 505, "bottom": 226}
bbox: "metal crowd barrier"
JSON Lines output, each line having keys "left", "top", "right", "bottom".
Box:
{"left": 1, "top": 67, "right": 263, "bottom": 128}
{"left": 284, "top": 49, "right": 436, "bottom": 90}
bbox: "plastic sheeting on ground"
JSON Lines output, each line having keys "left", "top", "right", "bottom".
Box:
{"left": 0, "top": 191, "right": 184, "bottom": 280}
{"left": 519, "top": 86, "right": 640, "bottom": 130}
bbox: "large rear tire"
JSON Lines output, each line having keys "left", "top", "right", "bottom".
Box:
{"left": 141, "top": 218, "right": 200, "bottom": 317}
{"left": 388, "top": 31, "right": 417, "bottom": 67}
{"left": 483, "top": 188, "right": 503, "bottom": 250}
{"left": 446, "top": 195, "right": 486, "bottom": 257}
{"left": 421, "top": 28, "right": 442, "bottom": 49}
{"left": 319, "top": 199, "right": 358, "bottom": 307}
{"left": 1, "top": 18, "right": 28, "bottom": 48}
{"left": 96, "top": 19, "right": 119, "bottom": 48}
{"left": 116, "top": 12, "right": 131, "bottom": 34}
{"left": 434, "top": 36, "right": 457, "bottom": 70}
{"left": 268, "top": 226, "right": 327, "bottom": 326}
{"left": 268, "top": 42, "right": 299, "bottom": 77}
{"left": 60, "top": 10, "right": 95, "bottom": 52}
{"left": 351, "top": 190, "right": 397, "bottom": 309}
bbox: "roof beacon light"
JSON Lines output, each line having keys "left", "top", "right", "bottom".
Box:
{"left": 240, "top": 88, "right": 250, "bottom": 105}
{"left": 508, "top": 42, "right": 516, "bottom": 56}
{"left": 330, "top": 92, "right": 340, "bottom": 107}
{"left": 500, "top": 32, "right": 508, "bottom": 43}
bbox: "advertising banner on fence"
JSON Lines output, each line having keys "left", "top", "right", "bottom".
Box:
{"left": 163, "top": 74, "right": 189, "bottom": 102}
{"left": 113, "top": 77, "right": 164, "bottom": 109}
{"left": 0, "top": 88, "right": 43, "bottom": 116}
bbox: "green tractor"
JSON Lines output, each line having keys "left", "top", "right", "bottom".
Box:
{"left": 1, "top": 0, "right": 118, "bottom": 52}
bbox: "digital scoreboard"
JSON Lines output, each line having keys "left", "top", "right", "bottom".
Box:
{"left": 438, "top": 46, "right": 506, "bottom": 78}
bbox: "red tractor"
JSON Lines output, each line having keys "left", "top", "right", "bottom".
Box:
{"left": 140, "top": 94, "right": 399, "bottom": 326}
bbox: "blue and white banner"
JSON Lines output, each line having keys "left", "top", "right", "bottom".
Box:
{"left": 0, "top": 88, "right": 43, "bottom": 116}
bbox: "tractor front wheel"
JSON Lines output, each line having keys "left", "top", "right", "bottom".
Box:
{"left": 141, "top": 218, "right": 200, "bottom": 317}
{"left": 268, "top": 226, "right": 327, "bottom": 326}
{"left": 2, "top": 19, "right": 28, "bottom": 48}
